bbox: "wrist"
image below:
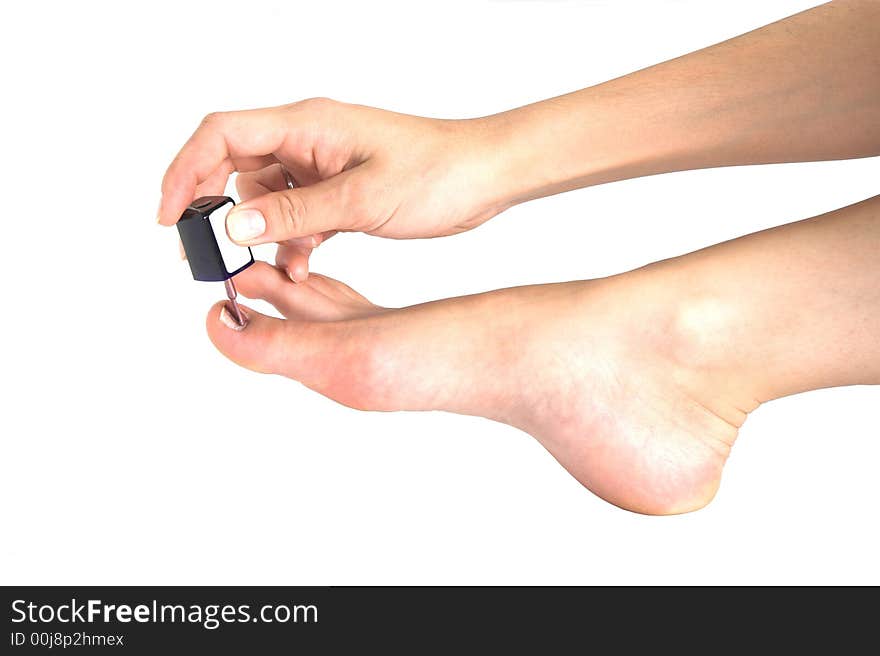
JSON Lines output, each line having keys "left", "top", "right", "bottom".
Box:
{"left": 440, "top": 115, "right": 526, "bottom": 219}
{"left": 473, "top": 93, "right": 634, "bottom": 208}
{"left": 442, "top": 102, "right": 624, "bottom": 216}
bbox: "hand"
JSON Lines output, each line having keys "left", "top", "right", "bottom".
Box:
{"left": 159, "top": 98, "right": 512, "bottom": 281}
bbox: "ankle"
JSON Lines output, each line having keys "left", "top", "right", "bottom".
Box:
{"left": 660, "top": 276, "right": 762, "bottom": 426}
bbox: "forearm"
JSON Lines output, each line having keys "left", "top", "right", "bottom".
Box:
{"left": 485, "top": 0, "right": 880, "bottom": 205}
{"left": 662, "top": 194, "right": 880, "bottom": 405}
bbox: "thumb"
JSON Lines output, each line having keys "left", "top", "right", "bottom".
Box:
{"left": 224, "top": 171, "right": 359, "bottom": 246}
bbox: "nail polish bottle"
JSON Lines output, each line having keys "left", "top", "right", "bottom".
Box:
{"left": 177, "top": 196, "right": 254, "bottom": 325}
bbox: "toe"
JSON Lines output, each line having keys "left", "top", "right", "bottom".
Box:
{"left": 206, "top": 297, "right": 396, "bottom": 414}
{"left": 205, "top": 301, "right": 290, "bottom": 375}
{"left": 234, "top": 262, "right": 382, "bottom": 321}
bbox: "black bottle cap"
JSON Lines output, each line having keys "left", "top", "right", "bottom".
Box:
{"left": 177, "top": 196, "right": 255, "bottom": 282}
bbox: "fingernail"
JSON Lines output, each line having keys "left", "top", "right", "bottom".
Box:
{"left": 226, "top": 208, "right": 266, "bottom": 243}
{"left": 178, "top": 240, "right": 187, "bottom": 260}
{"left": 219, "top": 305, "right": 248, "bottom": 331}
{"left": 310, "top": 235, "right": 320, "bottom": 248}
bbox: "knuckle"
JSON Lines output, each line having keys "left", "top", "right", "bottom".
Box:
{"left": 295, "top": 96, "right": 338, "bottom": 114}
{"left": 199, "top": 111, "right": 225, "bottom": 130}
{"left": 276, "top": 192, "right": 308, "bottom": 236}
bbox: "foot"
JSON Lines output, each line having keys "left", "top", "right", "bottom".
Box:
{"left": 207, "top": 261, "right": 759, "bottom": 514}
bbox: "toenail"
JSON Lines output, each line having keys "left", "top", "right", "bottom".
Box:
{"left": 220, "top": 305, "right": 248, "bottom": 331}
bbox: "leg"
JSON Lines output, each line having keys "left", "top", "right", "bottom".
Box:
{"left": 208, "top": 195, "right": 880, "bottom": 514}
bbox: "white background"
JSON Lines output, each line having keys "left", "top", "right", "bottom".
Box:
{"left": 2, "top": 0, "right": 878, "bottom": 585}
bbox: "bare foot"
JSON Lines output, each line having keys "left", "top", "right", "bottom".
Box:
{"left": 208, "top": 261, "right": 756, "bottom": 514}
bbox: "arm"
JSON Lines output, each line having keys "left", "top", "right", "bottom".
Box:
{"left": 159, "top": 1, "right": 880, "bottom": 280}
{"left": 489, "top": 0, "right": 880, "bottom": 205}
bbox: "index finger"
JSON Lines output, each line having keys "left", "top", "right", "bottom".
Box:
{"left": 157, "top": 106, "right": 290, "bottom": 225}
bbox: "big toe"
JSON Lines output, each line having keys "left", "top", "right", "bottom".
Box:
{"left": 205, "top": 301, "right": 381, "bottom": 409}
{"left": 206, "top": 301, "right": 349, "bottom": 384}
{"left": 206, "top": 301, "right": 289, "bottom": 375}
